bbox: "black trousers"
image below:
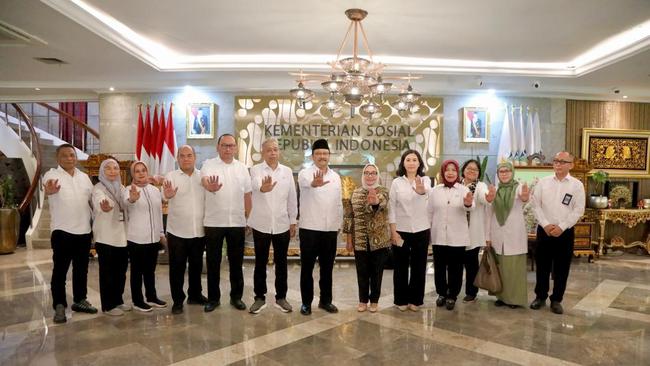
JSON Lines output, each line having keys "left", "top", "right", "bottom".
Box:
{"left": 535, "top": 226, "right": 574, "bottom": 303}
{"left": 127, "top": 241, "right": 160, "bottom": 304}
{"left": 463, "top": 247, "right": 480, "bottom": 296}
{"left": 96, "top": 243, "right": 128, "bottom": 312}
{"left": 392, "top": 230, "right": 429, "bottom": 306}
{"left": 355, "top": 247, "right": 389, "bottom": 303}
{"left": 299, "top": 228, "right": 337, "bottom": 306}
{"left": 432, "top": 245, "right": 465, "bottom": 300}
{"left": 168, "top": 234, "right": 205, "bottom": 305}
{"left": 253, "top": 229, "right": 290, "bottom": 301}
{"left": 50, "top": 230, "right": 91, "bottom": 309}
{"left": 205, "top": 226, "right": 245, "bottom": 302}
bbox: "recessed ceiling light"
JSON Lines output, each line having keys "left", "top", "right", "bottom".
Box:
{"left": 623, "top": 95, "right": 628, "bottom": 99}
{"left": 109, "top": 87, "right": 115, "bottom": 91}
{"left": 34, "top": 87, "right": 40, "bottom": 91}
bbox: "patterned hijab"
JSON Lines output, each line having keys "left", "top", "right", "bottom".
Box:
{"left": 440, "top": 160, "right": 460, "bottom": 188}
{"left": 494, "top": 162, "right": 518, "bottom": 226}
{"left": 361, "top": 163, "right": 380, "bottom": 189}
{"left": 130, "top": 161, "right": 150, "bottom": 188}
{"left": 98, "top": 158, "right": 124, "bottom": 211}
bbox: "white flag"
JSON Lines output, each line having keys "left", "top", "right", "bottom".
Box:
{"left": 525, "top": 108, "right": 535, "bottom": 155}
{"left": 497, "top": 106, "right": 512, "bottom": 164}
{"left": 533, "top": 110, "right": 542, "bottom": 154}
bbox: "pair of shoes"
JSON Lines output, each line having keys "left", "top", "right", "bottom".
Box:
{"left": 369, "top": 303, "right": 378, "bottom": 313}
{"left": 71, "top": 300, "right": 98, "bottom": 314}
{"left": 435, "top": 296, "right": 446, "bottom": 307}
{"left": 300, "top": 304, "right": 311, "bottom": 315}
{"left": 118, "top": 303, "right": 132, "bottom": 312}
{"left": 408, "top": 304, "right": 419, "bottom": 312}
{"left": 53, "top": 304, "right": 66, "bottom": 324}
{"left": 550, "top": 301, "right": 564, "bottom": 314}
{"left": 397, "top": 305, "right": 408, "bottom": 312}
{"left": 147, "top": 298, "right": 167, "bottom": 308}
{"left": 530, "top": 298, "right": 546, "bottom": 310}
{"left": 495, "top": 300, "right": 506, "bottom": 307}
{"left": 171, "top": 303, "right": 183, "bottom": 315}
{"left": 445, "top": 299, "right": 456, "bottom": 311}
{"left": 357, "top": 303, "right": 368, "bottom": 312}
{"left": 463, "top": 295, "right": 477, "bottom": 303}
{"left": 134, "top": 302, "right": 153, "bottom": 312}
{"left": 204, "top": 301, "right": 220, "bottom": 313}
{"left": 318, "top": 303, "right": 339, "bottom": 313}
{"left": 187, "top": 295, "right": 209, "bottom": 305}
{"left": 231, "top": 299, "right": 247, "bottom": 311}
{"left": 103, "top": 308, "right": 124, "bottom": 316}
{"left": 275, "top": 299, "right": 293, "bottom": 313}
{"left": 249, "top": 299, "right": 266, "bottom": 314}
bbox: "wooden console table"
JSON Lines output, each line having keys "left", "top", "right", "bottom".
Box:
{"left": 593, "top": 209, "right": 650, "bottom": 255}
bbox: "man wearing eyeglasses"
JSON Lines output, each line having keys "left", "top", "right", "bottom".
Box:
{"left": 530, "top": 151, "right": 585, "bottom": 314}
{"left": 201, "top": 134, "right": 252, "bottom": 313}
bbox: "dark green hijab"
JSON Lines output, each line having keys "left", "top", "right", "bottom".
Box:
{"left": 494, "top": 162, "right": 518, "bottom": 226}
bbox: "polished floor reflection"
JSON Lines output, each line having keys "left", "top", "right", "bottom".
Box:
{"left": 1, "top": 248, "right": 650, "bottom": 365}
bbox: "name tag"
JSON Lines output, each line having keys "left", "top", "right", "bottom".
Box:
{"left": 562, "top": 193, "right": 573, "bottom": 205}
{"left": 118, "top": 210, "right": 125, "bottom": 222}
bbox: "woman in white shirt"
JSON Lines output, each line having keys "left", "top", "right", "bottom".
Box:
{"left": 92, "top": 158, "right": 129, "bottom": 316}
{"left": 486, "top": 162, "right": 530, "bottom": 308}
{"left": 460, "top": 159, "right": 495, "bottom": 303}
{"left": 389, "top": 150, "right": 431, "bottom": 312}
{"left": 126, "top": 161, "right": 166, "bottom": 312}
{"left": 429, "top": 160, "right": 474, "bottom": 311}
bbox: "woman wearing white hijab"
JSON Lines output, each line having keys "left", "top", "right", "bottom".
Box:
{"left": 92, "top": 158, "right": 130, "bottom": 316}
{"left": 343, "top": 164, "right": 391, "bottom": 313}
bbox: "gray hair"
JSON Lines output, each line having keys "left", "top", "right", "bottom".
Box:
{"left": 177, "top": 144, "right": 195, "bottom": 158}
{"left": 261, "top": 137, "right": 279, "bottom": 149}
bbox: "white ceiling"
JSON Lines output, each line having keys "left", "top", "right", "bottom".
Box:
{"left": 0, "top": 0, "right": 649, "bottom": 101}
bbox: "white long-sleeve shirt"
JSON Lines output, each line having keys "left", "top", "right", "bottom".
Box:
{"left": 43, "top": 166, "right": 93, "bottom": 235}
{"left": 126, "top": 184, "right": 164, "bottom": 244}
{"left": 486, "top": 184, "right": 528, "bottom": 255}
{"left": 388, "top": 176, "right": 431, "bottom": 233}
{"left": 91, "top": 183, "right": 127, "bottom": 247}
{"left": 248, "top": 161, "right": 298, "bottom": 234}
{"left": 467, "top": 181, "right": 491, "bottom": 250}
{"left": 531, "top": 174, "right": 585, "bottom": 231}
{"left": 200, "top": 157, "right": 252, "bottom": 227}
{"left": 297, "top": 165, "right": 342, "bottom": 232}
{"left": 428, "top": 183, "right": 473, "bottom": 246}
{"left": 164, "top": 169, "right": 205, "bottom": 238}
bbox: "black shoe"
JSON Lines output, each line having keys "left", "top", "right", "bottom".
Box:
{"left": 147, "top": 298, "right": 167, "bottom": 308}
{"left": 53, "top": 304, "right": 67, "bottom": 324}
{"left": 435, "top": 296, "right": 446, "bottom": 307}
{"left": 230, "top": 299, "right": 247, "bottom": 311}
{"left": 172, "top": 303, "right": 183, "bottom": 315}
{"left": 495, "top": 300, "right": 506, "bottom": 307}
{"left": 445, "top": 299, "right": 456, "bottom": 311}
{"left": 71, "top": 299, "right": 98, "bottom": 314}
{"left": 550, "top": 301, "right": 564, "bottom": 314}
{"left": 530, "top": 298, "right": 546, "bottom": 310}
{"left": 300, "top": 304, "right": 311, "bottom": 315}
{"left": 204, "top": 301, "right": 220, "bottom": 313}
{"left": 462, "top": 295, "right": 477, "bottom": 303}
{"left": 318, "top": 303, "right": 339, "bottom": 313}
{"left": 187, "top": 295, "right": 209, "bottom": 305}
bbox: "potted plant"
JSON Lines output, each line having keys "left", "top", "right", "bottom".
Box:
{"left": 0, "top": 175, "right": 20, "bottom": 254}
{"left": 589, "top": 170, "right": 609, "bottom": 209}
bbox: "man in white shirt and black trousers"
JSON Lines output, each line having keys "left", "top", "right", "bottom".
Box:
{"left": 201, "top": 134, "right": 252, "bottom": 312}
{"left": 297, "top": 139, "right": 343, "bottom": 315}
{"left": 247, "top": 138, "right": 298, "bottom": 314}
{"left": 530, "top": 151, "right": 585, "bottom": 315}
{"left": 43, "top": 144, "right": 98, "bottom": 323}
{"left": 162, "top": 145, "right": 208, "bottom": 315}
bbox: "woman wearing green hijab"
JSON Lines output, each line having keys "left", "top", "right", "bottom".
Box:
{"left": 486, "top": 162, "right": 530, "bottom": 308}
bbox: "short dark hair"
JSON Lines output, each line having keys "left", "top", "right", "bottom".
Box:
{"left": 461, "top": 159, "right": 481, "bottom": 179}
{"left": 217, "top": 133, "right": 235, "bottom": 145}
{"left": 396, "top": 149, "right": 425, "bottom": 177}
{"left": 55, "top": 143, "right": 76, "bottom": 156}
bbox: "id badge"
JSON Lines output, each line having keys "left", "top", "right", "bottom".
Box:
{"left": 562, "top": 193, "right": 573, "bottom": 205}
{"left": 118, "top": 210, "right": 125, "bottom": 222}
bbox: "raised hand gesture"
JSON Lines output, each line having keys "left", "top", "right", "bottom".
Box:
{"left": 44, "top": 179, "right": 61, "bottom": 195}
{"left": 367, "top": 188, "right": 379, "bottom": 205}
{"left": 128, "top": 184, "right": 141, "bottom": 203}
{"left": 99, "top": 199, "right": 113, "bottom": 212}
{"left": 464, "top": 191, "right": 474, "bottom": 207}
{"left": 485, "top": 184, "right": 497, "bottom": 203}
{"left": 311, "top": 170, "right": 330, "bottom": 187}
{"left": 162, "top": 180, "right": 178, "bottom": 199}
{"left": 519, "top": 182, "right": 530, "bottom": 202}
{"left": 205, "top": 175, "right": 223, "bottom": 192}
{"left": 413, "top": 177, "right": 426, "bottom": 195}
{"left": 260, "top": 175, "right": 277, "bottom": 193}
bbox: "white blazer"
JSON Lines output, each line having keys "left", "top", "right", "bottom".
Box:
{"left": 428, "top": 183, "right": 473, "bottom": 247}
{"left": 486, "top": 185, "right": 528, "bottom": 256}
{"left": 467, "top": 181, "right": 491, "bottom": 250}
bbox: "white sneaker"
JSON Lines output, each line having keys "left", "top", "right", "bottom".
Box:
{"left": 104, "top": 308, "right": 124, "bottom": 316}
{"left": 118, "top": 304, "right": 132, "bottom": 312}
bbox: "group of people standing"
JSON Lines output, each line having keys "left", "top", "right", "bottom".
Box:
{"left": 44, "top": 136, "right": 584, "bottom": 324}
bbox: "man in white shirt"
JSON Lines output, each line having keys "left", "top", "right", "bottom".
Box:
{"left": 43, "top": 144, "right": 98, "bottom": 323}
{"left": 530, "top": 151, "right": 586, "bottom": 314}
{"left": 162, "top": 145, "right": 207, "bottom": 315}
{"left": 297, "top": 139, "right": 343, "bottom": 315}
{"left": 247, "top": 138, "right": 297, "bottom": 314}
{"left": 201, "top": 134, "right": 252, "bottom": 312}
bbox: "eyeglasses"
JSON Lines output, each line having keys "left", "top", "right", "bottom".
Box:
{"left": 220, "top": 144, "right": 237, "bottom": 149}
{"left": 497, "top": 170, "right": 512, "bottom": 174}
{"left": 552, "top": 159, "right": 572, "bottom": 165}
{"left": 363, "top": 172, "right": 378, "bottom": 176}
{"left": 465, "top": 167, "right": 479, "bottom": 172}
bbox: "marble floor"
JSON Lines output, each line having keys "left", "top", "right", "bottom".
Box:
{"left": 2, "top": 248, "right": 650, "bottom": 366}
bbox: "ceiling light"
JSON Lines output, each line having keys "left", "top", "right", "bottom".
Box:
{"left": 623, "top": 95, "right": 628, "bottom": 99}
{"left": 34, "top": 87, "right": 40, "bottom": 91}
{"left": 109, "top": 87, "right": 115, "bottom": 91}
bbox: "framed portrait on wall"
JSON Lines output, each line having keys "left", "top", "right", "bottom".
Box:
{"left": 186, "top": 103, "right": 216, "bottom": 139}
{"left": 581, "top": 128, "right": 650, "bottom": 178}
{"left": 462, "top": 107, "right": 489, "bottom": 143}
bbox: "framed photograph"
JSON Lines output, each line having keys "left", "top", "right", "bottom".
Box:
{"left": 186, "top": 103, "right": 216, "bottom": 139}
{"left": 581, "top": 128, "right": 650, "bottom": 178}
{"left": 462, "top": 107, "right": 489, "bottom": 143}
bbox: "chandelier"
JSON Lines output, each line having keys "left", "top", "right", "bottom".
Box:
{"left": 289, "top": 8, "right": 422, "bottom": 118}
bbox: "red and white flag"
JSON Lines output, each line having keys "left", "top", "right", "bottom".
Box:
{"left": 160, "top": 103, "right": 177, "bottom": 175}
{"left": 154, "top": 104, "right": 166, "bottom": 175}
{"left": 142, "top": 104, "right": 153, "bottom": 169}
{"left": 151, "top": 104, "right": 160, "bottom": 174}
{"left": 135, "top": 105, "right": 144, "bottom": 160}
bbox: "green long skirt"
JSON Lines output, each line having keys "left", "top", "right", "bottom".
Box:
{"left": 494, "top": 253, "right": 528, "bottom": 307}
